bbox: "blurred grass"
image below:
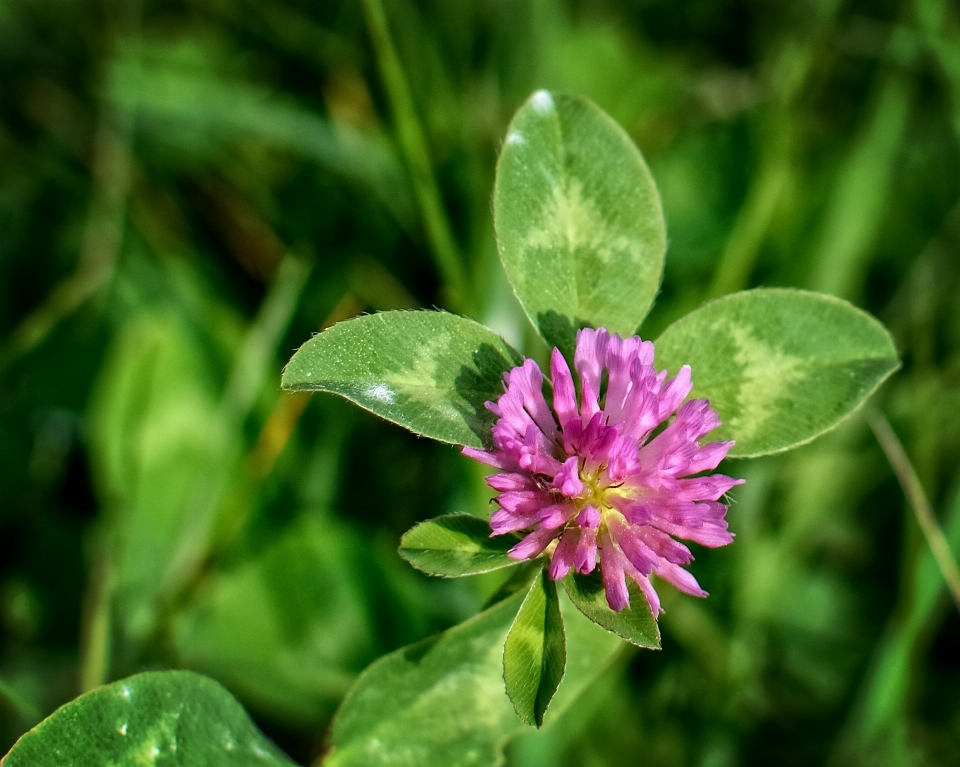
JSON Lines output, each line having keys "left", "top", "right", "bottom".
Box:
{"left": 2, "top": 0, "right": 960, "bottom": 765}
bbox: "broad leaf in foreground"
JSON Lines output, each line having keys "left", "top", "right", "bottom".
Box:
{"left": 324, "top": 590, "right": 622, "bottom": 767}
{"left": 2, "top": 671, "right": 295, "bottom": 766}
{"left": 655, "top": 288, "right": 900, "bottom": 457}
{"left": 563, "top": 571, "right": 660, "bottom": 649}
{"left": 399, "top": 514, "right": 519, "bottom": 577}
{"left": 503, "top": 568, "right": 566, "bottom": 727}
{"left": 281, "top": 311, "right": 522, "bottom": 448}
{"left": 494, "top": 90, "right": 666, "bottom": 356}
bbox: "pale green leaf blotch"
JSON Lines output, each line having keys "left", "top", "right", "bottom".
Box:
{"left": 494, "top": 91, "right": 666, "bottom": 356}
{"left": 655, "top": 288, "right": 900, "bottom": 457}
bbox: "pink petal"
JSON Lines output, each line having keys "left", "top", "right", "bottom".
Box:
{"left": 580, "top": 376, "right": 601, "bottom": 424}
{"left": 574, "top": 327, "right": 609, "bottom": 396}
{"left": 549, "top": 528, "right": 579, "bottom": 580}
{"left": 656, "top": 365, "right": 693, "bottom": 420}
{"left": 491, "top": 509, "right": 540, "bottom": 534}
{"left": 508, "top": 359, "right": 560, "bottom": 441}
{"left": 600, "top": 538, "right": 631, "bottom": 612}
{"left": 637, "top": 527, "right": 693, "bottom": 565}
{"left": 576, "top": 504, "right": 601, "bottom": 529}
{"left": 509, "top": 526, "right": 559, "bottom": 560}
{"left": 606, "top": 514, "right": 656, "bottom": 575}
{"left": 554, "top": 456, "right": 584, "bottom": 497}
{"left": 629, "top": 570, "right": 663, "bottom": 615}
{"left": 674, "top": 475, "right": 744, "bottom": 502}
{"left": 550, "top": 348, "right": 579, "bottom": 427}
{"left": 485, "top": 473, "right": 538, "bottom": 492}
{"left": 495, "top": 490, "right": 551, "bottom": 514}
{"left": 574, "top": 525, "right": 598, "bottom": 574}
{"left": 654, "top": 561, "right": 707, "bottom": 597}
{"left": 537, "top": 503, "right": 576, "bottom": 529}
{"left": 461, "top": 446, "right": 517, "bottom": 471}
{"left": 687, "top": 441, "right": 735, "bottom": 474}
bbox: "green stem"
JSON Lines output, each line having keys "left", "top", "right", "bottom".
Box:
{"left": 0, "top": 676, "right": 41, "bottom": 723}
{"left": 706, "top": 4, "right": 840, "bottom": 299}
{"left": 860, "top": 486, "right": 960, "bottom": 737}
{"left": 78, "top": 550, "right": 115, "bottom": 693}
{"left": 167, "top": 252, "right": 314, "bottom": 608}
{"left": 360, "top": 0, "right": 472, "bottom": 313}
{"left": 706, "top": 156, "right": 790, "bottom": 298}
{"left": 868, "top": 411, "right": 960, "bottom": 610}
{"left": 221, "top": 253, "right": 313, "bottom": 423}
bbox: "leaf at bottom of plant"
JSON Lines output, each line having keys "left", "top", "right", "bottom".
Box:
{"left": 503, "top": 566, "right": 566, "bottom": 727}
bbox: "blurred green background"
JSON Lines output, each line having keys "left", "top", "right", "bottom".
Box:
{"left": 2, "top": 0, "right": 960, "bottom": 764}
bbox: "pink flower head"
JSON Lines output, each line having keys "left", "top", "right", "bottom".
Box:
{"left": 463, "top": 328, "right": 743, "bottom": 614}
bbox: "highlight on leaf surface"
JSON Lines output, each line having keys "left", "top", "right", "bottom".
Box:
{"left": 281, "top": 311, "right": 523, "bottom": 448}
{"left": 399, "top": 514, "right": 520, "bottom": 577}
{"left": 2, "top": 671, "right": 295, "bottom": 767}
{"left": 655, "top": 288, "right": 900, "bottom": 457}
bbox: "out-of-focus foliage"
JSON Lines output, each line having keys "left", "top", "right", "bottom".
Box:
{"left": 1, "top": 0, "right": 959, "bottom": 765}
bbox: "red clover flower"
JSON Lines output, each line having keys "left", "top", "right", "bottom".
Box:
{"left": 463, "top": 328, "right": 743, "bottom": 614}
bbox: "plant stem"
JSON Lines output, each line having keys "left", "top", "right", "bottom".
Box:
{"left": 868, "top": 410, "right": 960, "bottom": 610}
{"left": 360, "top": 0, "right": 472, "bottom": 313}
{"left": 706, "top": 156, "right": 790, "bottom": 298}
{"left": 220, "top": 252, "right": 313, "bottom": 423}
{"left": 78, "top": 550, "right": 115, "bottom": 692}
{"left": 0, "top": 675, "right": 41, "bottom": 723}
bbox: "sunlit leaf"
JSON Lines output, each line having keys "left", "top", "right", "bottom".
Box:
{"left": 655, "top": 288, "right": 900, "bottom": 457}
{"left": 493, "top": 90, "right": 666, "bottom": 356}
{"left": 1, "top": 671, "right": 295, "bottom": 766}
{"left": 503, "top": 568, "right": 566, "bottom": 727}
{"left": 281, "top": 311, "right": 523, "bottom": 448}
{"left": 324, "top": 589, "right": 622, "bottom": 767}
{"left": 563, "top": 571, "right": 660, "bottom": 649}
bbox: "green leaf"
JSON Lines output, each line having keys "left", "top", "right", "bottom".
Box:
{"left": 1, "top": 671, "right": 295, "bottom": 766}
{"left": 324, "top": 589, "right": 622, "bottom": 767}
{"left": 482, "top": 560, "right": 542, "bottom": 609}
{"left": 399, "top": 514, "right": 519, "bottom": 577}
{"left": 281, "top": 311, "right": 523, "bottom": 448}
{"left": 493, "top": 90, "right": 666, "bottom": 356}
{"left": 655, "top": 288, "right": 900, "bottom": 458}
{"left": 503, "top": 568, "right": 566, "bottom": 728}
{"left": 563, "top": 570, "right": 661, "bottom": 649}
{"left": 172, "top": 517, "right": 376, "bottom": 726}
